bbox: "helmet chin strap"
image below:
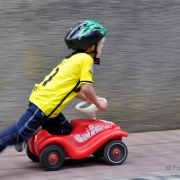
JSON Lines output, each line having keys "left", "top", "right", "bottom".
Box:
{"left": 86, "top": 44, "right": 100, "bottom": 65}
{"left": 66, "top": 44, "right": 100, "bottom": 65}
{"left": 94, "top": 58, "right": 100, "bottom": 65}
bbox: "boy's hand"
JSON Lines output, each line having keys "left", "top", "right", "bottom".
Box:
{"left": 97, "top": 100, "right": 108, "bottom": 111}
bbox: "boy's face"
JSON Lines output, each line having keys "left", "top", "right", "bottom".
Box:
{"left": 96, "top": 37, "right": 105, "bottom": 59}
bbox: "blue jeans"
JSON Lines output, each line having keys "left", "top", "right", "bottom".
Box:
{"left": 0, "top": 102, "right": 72, "bottom": 152}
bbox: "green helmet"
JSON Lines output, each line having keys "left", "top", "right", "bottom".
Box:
{"left": 65, "top": 20, "right": 106, "bottom": 51}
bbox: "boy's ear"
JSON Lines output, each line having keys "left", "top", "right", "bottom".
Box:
{"left": 90, "top": 44, "right": 96, "bottom": 52}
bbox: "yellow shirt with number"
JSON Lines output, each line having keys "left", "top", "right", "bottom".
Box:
{"left": 29, "top": 53, "right": 94, "bottom": 118}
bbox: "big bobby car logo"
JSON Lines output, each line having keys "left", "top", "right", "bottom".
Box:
{"left": 73, "top": 124, "right": 112, "bottom": 143}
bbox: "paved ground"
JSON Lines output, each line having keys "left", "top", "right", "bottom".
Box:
{"left": 0, "top": 129, "right": 180, "bottom": 180}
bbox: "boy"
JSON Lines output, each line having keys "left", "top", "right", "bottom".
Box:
{"left": 0, "top": 20, "right": 108, "bottom": 153}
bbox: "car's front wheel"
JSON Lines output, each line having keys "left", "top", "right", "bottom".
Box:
{"left": 103, "top": 140, "right": 128, "bottom": 165}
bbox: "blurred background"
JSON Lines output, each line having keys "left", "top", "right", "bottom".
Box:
{"left": 0, "top": 0, "right": 180, "bottom": 133}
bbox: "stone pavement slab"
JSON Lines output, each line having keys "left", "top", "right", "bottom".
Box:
{"left": 0, "top": 129, "right": 180, "bottom": 180}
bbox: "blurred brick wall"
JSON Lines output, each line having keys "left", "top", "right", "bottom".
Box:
{"left": 0, "top": 0, "right": 180, "bottom": 132}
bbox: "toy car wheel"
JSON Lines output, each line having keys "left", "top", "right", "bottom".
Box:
{"left": 93, "top": 148, "right": 104, "bottom": 157}
{"left": 26, "top": 144, "right": 39, "bottom": 162}
{"left": 40, "top": 145, "right": 65, "bottom": 171}
{"left": 104, "top": 140, "right": 128, "bottom": 165}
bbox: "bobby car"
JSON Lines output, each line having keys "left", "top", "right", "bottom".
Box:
{"left": 26, "top": 98, "right": 128, "bottom": 171}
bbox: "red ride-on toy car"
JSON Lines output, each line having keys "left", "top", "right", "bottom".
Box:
{"left": 26, "top": 98, "right": 128, "bottom": 171}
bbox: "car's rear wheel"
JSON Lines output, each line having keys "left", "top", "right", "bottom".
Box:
{"left": 40, "top": 145, "right": 65, "bottom": 171}
{"left": 26, "top": 144, "right": 39, "bottom": 162}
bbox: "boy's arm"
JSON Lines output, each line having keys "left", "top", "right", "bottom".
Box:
{"left": 80, "top": 83, "right": 108, "bottom": 111}
{"left": 75, "top": 92, "right": 92, "bottom": 104}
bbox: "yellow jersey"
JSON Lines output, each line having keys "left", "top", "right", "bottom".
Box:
{"left": 29, "top": 53, "right": 94, "bottom": 118}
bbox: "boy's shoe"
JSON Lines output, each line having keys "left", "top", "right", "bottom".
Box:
{"left": 14, "top": 141, "right": 27, "bottom": 152}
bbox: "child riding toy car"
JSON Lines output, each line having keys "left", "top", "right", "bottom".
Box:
{"left": 26, "top": 98, "right": 128, "bottom": 171}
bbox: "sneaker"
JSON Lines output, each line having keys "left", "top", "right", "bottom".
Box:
{"left": 14, "top": 141, "right": 27, "bottom": 152}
